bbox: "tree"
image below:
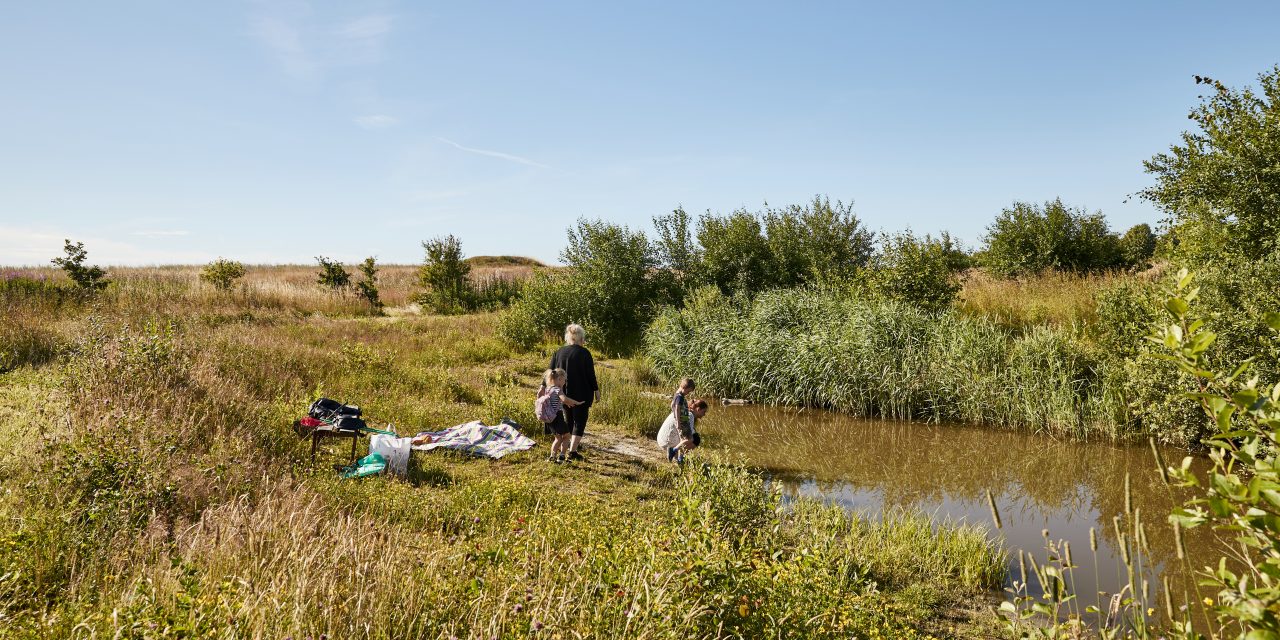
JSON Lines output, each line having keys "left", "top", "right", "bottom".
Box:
{"left": 501, "top": 219, "right": 668, "bottom": 353}
{"left": 1142, "top": 67, "right": 1280, "bottom": 263}
{"left": 417, "top": 235, "right": 471, "bottom": 314}
{"left": 864, "top": 231, "right": 962, "bottom": 312}
{"left": 1118, "top": 223, "right": 1157, "bottom": 269}
{"left": 653, "top": 206, "right": 700, "bottom": 288}
{"left": 199, "top": 258, "right": 246, "bottom": 291}
{"left": 51, "top": 239, "right": 109, "bottom": 291}
{"left": 697, "top": 210, "right": 774, "bottom": 297}
{"left": 315, "top": 256, "right": 351, "bottom": 290}
{"left": 764, "top": 195, "right": 874, "bottom": 287}
{"left": 355, "top": 256, "right": 382, "bottom": 312}
{"left": 981, "top": 198, "right": 1122, "bottom": 276}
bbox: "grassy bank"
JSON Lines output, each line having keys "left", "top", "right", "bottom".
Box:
{"left": 0, "top": 269, "right": 1002, "bottom": 639}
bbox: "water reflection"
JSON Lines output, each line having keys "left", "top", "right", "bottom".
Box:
{"left": 701, "top": 404, "right": 1213, "bottom": 609}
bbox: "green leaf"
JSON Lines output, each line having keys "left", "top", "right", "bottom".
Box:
{"left": 1177, "top": 268, "right": 1192, "bottom": 290}
{"left": 1165, "top": 297, "right": 1189, "bottom": 316}
{"left": 1265, "top": 311, "right": 1280, "bottom": 332}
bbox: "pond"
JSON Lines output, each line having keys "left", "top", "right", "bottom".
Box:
{"left": 699, "top": 403, "right": 1215, "bottom": 612}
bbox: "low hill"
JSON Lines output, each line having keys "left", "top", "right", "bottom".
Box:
{"left": 465, "top": 255, "right": 545, "bottom": 268}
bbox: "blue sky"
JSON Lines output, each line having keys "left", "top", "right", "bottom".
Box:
{"left": 2, "top": 1, "right": 1278, "bottom": 266}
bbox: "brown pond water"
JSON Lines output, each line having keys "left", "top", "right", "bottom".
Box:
{"left": 698, "top": 404, "right": 1216, "bottom": 610}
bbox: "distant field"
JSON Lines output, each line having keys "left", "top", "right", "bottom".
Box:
{"left": 1, "top": 257, "right": 548, "bottom": 309}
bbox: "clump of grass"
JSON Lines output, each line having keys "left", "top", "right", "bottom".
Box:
{"left": 956, "top": 268, "right": 1133, "bottom": 330}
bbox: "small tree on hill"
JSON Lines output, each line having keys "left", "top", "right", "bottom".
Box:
{"left": 51, "top": 239, "right": 109, "bottom": 292}
{"left": 315, "top": 256, "right": 351, "bottom": 290}
{"left": 200, "top": 258, "right": 246, "bottom": 291}
{"left": 356, "top": 256, "right": 382, "bottom": 312}
{"left": 418, "top": 235, "right": 471, "bottom": 314}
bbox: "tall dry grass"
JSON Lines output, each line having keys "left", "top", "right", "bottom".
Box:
{"left": 0, "top": 268, "right": 1003, "bottom": 639}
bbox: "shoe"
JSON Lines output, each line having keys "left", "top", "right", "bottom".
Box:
{"left": 548, "top": 454, "right": 559, "bottom": 463}
{"left": 557, "top": 455, "right": 566, "bottom": 463}
{"left": 568, "top": 451, "right": 584, "bottom": 461}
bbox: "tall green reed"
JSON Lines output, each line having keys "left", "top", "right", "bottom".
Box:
{"left": 645, "top": 287, "right": 1134, "bottom": 440}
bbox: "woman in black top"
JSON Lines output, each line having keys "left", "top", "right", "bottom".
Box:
{"left": 550, "top": 323, "right": 599, "bottom": 461}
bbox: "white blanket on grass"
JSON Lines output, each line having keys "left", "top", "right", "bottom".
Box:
{"left": 411, "top": 420, "right": 535, "bottom": 459}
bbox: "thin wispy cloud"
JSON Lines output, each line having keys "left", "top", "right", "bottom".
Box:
{"left": 248, "top": 8, "right": 317, "bottom": 82}
{"left": 355, "top": 114, "right": 399, "bottom": 129}
{"left": 437, "top": 137, "right": 551, "bottom": 170}
{"left": 338, "top": 14, "right": 392, "bottom": 40}
{"left": 247, "top": 5, "right": 394, "bottom": 80}
{"left": 131, "top": 230, "right": 191, "bottom": 238}
{"left": 0, "top": 227, "right": 208, "bottom": 266}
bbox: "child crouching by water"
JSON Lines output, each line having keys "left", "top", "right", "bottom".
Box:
{"left": 658, "top": 394, "right": 707, "bottom": 464}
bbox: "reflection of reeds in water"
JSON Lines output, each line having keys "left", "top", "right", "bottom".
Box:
{"left": 705, "top": 404, "right": 1221, "bottom": 634}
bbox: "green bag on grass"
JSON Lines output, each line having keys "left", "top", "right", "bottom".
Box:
{"left": 339, "top": 453, "right": 387, "bottom": 479}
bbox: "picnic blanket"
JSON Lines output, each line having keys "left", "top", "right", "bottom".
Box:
{"left": 412, "top": 419, "right": 535, "bottom": 459}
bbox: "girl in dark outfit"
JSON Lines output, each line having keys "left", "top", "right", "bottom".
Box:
{"left": 549, "top": 323, "right": 599, "bottom": 461}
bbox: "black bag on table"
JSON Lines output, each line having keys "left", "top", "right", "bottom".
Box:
{"left": 332, "top": 414, "right": 368, "bottom": 433}
{"left": 308, "top": 398, "right": 361, "bottom": 420}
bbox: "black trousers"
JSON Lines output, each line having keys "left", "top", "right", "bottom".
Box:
{"left": 564, "top": 405, "right": 590, "bottom": 437}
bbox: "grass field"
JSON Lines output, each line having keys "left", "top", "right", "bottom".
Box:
{"left": 0, "top": 266, "right": 1004, "bottom": 639}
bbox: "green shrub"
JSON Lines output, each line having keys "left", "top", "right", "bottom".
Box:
{"left": 51, "top": 239, "right": 109, "bottom": 292}
{"left": 417, "top": 235, "right": 471, "bottom": 314}
{"left": 501, "top": 219, "right": 672, "bottom": 354}
{"left": 981, "top": 198, "right": 1123, "bottom": 276}
{"left": 763, "top": 195, "right": 874, "bottom": 287}
{"left": 355, "top": 256, "right": 382, "bottom": 312}
{"left": 315, "top": 256, "right": 350, "bottom": 290}
{"left": 1118, "top": 223, "right": 1157, "bottom": 269}
{"left": 696, "top": 209, "right": 774, "bottom": 297}
{"left": 864, "top": 230, "right": 962, "bottom": 312}
{"left": 199, "top": 258, "right": 246, "bottom": 291}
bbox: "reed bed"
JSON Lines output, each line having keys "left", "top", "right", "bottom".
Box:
{"left": 646, "top": 287, "right": 1134, "bottom": 440}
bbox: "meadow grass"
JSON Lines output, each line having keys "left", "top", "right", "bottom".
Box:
{"left": 955, "top": 268, "right": 1139, "bottom": 330}
{"left": 0, "top": 268, "right": 1003, "bottom": 639}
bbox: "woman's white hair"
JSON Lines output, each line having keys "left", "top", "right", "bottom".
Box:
{"left": 564, "top": 323, "right": 586, "bottom": 345}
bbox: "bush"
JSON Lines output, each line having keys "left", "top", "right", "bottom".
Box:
{"left": 864, "top": 231, "right": 961, "bottom": 312}
{"left": 696, "top": 210, "right": 774, "bottom": 297}
{"left": 1118, "top": 223, "right": 1157, "bottom": 269}
{"left": 355, "top": 256, "right": 382, "bottom": 312}
{"left": 417, "top": 235, "right": 471, "bottom": 314}
{"left": 981, "top": 199, "right": 1123, "bottom": 276}
{"left": 501, "top": 219, "right": 671, "bottom": 354}
{"left": 763, "top": 195, "right": 874, "bottom": 287}
{"left": 315, "top": 256, "right": 350, "bottom": 290}
{"left": 199, "top": 258, "right": 246, "bottom": 291}
{"left": 497, "top": 270, "right": 576, "bottom": 349}
{"left": 51, "top": 239, "right": 109, "bottom": 292}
